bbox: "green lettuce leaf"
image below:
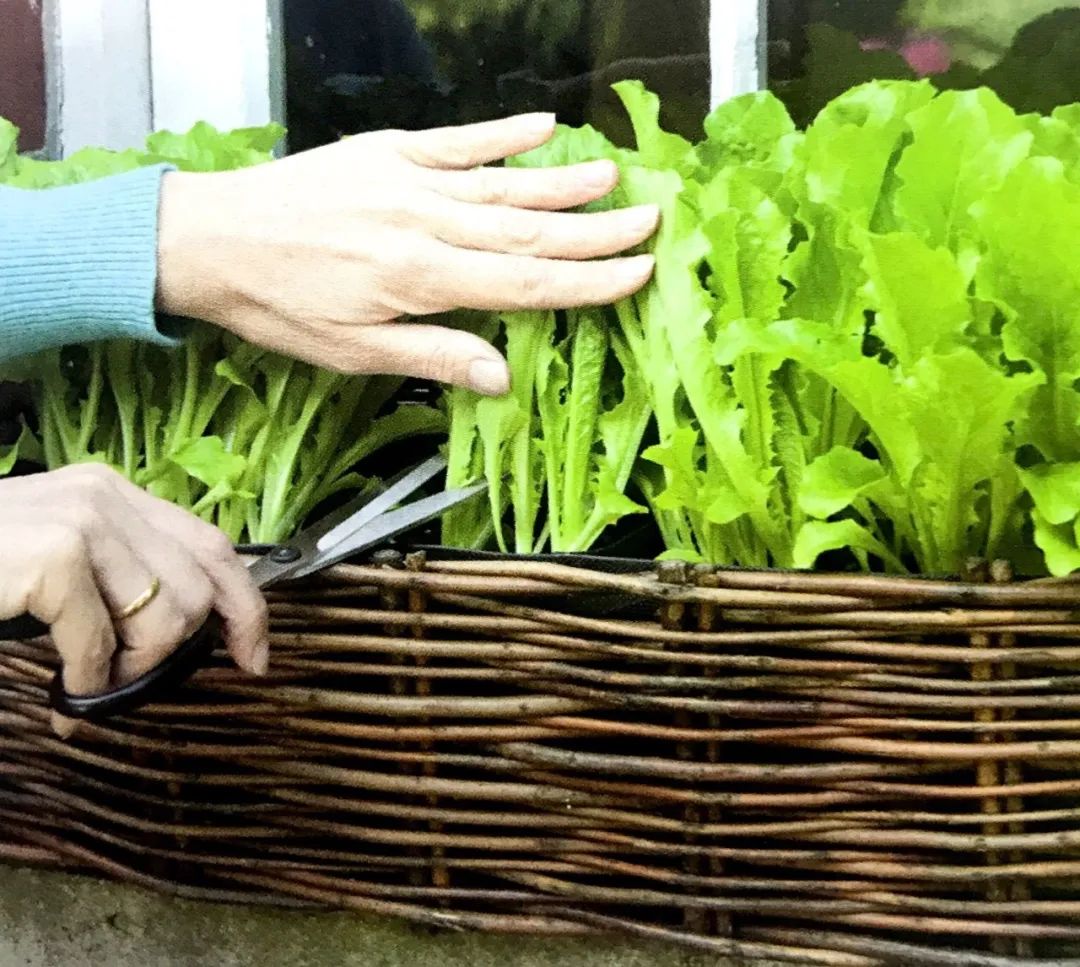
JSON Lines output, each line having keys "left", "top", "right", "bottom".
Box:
{"left": 799, "top": 447, "right": 886, "bottom": 519}
{"left": 892, "top": 88, "right": 1032, "bottom": 256}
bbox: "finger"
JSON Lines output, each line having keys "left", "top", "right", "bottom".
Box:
{"left": 173, "top": 521, "right": 268, "bottom": 676}
{"left": 113, "top": 484, "right": 269, "bottom": 675}
{"left": 54, "top": 564, "right": 115, "bottom": 697}
{"left": 204, "top": 548, "right": 270, "bottom": 676}
{"left": 423, "top": 195, "right": 660, "bottom": 260}
{"left": 83, "top": 530, "right": 200, "bottom": 685}
{"left": 26, "top": 531, "right": 117, "bottom": 699}
{"left": 420, "top": 159, "right": 619, "bottom": 210}
{"left": 51, "top": 710, "right": 79, "bottom": 740}
{"left": 320, "top": 323, "right": 510, "bottom": 395}
{"left": 81, "top": 473, "right": 218, "bottom": 646}
{"left": 397, "top": 113, "right": 556, "bottom": 170}
{"left": 412, "top": 244, "right": 656, "bottom": 313}
{"left": 46, "top": 466, "right": 218, "bottom": 685}
{"left": 1, "top": 521, "right": 114, "bottom": 735}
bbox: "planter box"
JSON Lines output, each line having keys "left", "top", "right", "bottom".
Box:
{"left": 2, "top": 552, "right": 1080, "bottom": 965}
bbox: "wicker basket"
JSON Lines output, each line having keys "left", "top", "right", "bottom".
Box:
{"left": 4, "top": 550, "right": 1080, "bottom": 966}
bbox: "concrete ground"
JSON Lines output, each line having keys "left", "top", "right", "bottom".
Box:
{"left": 0, "top": 866, "right": 719, "bottom": 967}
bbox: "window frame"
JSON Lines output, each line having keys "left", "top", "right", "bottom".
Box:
{"left": 147, "top": 0, "right": 285, "bottom": 138}
{"left": 43, "top": 0, "right": 284, "bottom": 157}
{"left": 44, "top": 0, "right": 766, "bottom": 155}
{"left": 711, "top": 0, "right": 768, "bottom": 107}
{"left": 44, "top": 0, "right": 153, "bottom": 157}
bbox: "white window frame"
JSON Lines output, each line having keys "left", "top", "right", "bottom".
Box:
{"left": 147, "top": 0, "right": 284, "bottom": 137}
{"left": 45, "top": 0, "right": 764, "bottom": 156}
{"left": 44, "top": 0, "right": 153, "bottom": 157}
{"left": 712, "top": 0, "right": 768, "bottom": 107}
{"left": 44, "top": 0, "right": 284, "bottom": 157}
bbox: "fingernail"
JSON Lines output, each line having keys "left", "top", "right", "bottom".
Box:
{"left": 623, "top": 254, "right": 656, "bottom": 278}
{"left": 585, "top": 160, "right": 617, "bottom": 188}
{"left": 525, "top": 112, "right": 556, "bottom": 135}
{"left": 469, "top": 359, "right": 511, "bottom": 396}
{"left": 630, "top": 204, "right": 661, "bottom": 230}
{"left": 51, "top": 711, "right": 78, "bottom": 740}
{"left": 252, "top": 639, "right": 270, "bottom": 676}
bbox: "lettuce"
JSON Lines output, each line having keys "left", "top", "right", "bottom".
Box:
{"left": 444, "top": 79, "right": 1080, "bottom": 576}
{"left": 7, "top": 78, "right": 1080, "bottom": 575}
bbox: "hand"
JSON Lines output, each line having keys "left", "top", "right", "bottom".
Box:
{"left": 0, "top": 465, "right": 269, "bottom": 734}
{"left": 155, "top": 113, "right": 658, "bottom": 396}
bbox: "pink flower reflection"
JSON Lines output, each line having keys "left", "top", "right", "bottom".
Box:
{"left": 861, "top": 33, "right": 952, "bottom": 77}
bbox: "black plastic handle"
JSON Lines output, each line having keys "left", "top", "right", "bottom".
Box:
{"left": 49, "top": 614, "right": 222, "bottom": 721}
{"left": 0, "top": 615, "right": 50, "bottom": 640}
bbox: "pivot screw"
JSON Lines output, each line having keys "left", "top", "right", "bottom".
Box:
{"left": 269, "top": 545, "right": 302, "bottom": 564}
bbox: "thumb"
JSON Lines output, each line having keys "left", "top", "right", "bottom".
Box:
{"left": 333, "top": 323, "right": 511, "bottom": 395}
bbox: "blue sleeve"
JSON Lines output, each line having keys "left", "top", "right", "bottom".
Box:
{"left": 0, "top": 163, "right": 182, "bottom": 361}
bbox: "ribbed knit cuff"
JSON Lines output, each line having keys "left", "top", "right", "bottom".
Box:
{"left": 0, "top": 163, "right": 180, "bottom": 361}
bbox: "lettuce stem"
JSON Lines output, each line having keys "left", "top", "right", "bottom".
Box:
{"left": 75, "top": 347, "right": 105, "bottom": 457}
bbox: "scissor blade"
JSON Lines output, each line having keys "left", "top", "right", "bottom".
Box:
{"left": 294, "top": 482, "right": 487, "bottom": 577}
{"left": 245, "top": 550, "right": 303, "bottom": 589}
{"left": 315, "top": 454, "right": 447, "bottom": 556}
{"left": 294, "top": 478, "right": 384, "bottom": 546}
{"left": 245, "top": 480, "right": 387, "bottom": 588}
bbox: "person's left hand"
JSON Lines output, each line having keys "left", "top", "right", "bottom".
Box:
{"left": 155, "top": 113, "right": 658, "bottom": 396}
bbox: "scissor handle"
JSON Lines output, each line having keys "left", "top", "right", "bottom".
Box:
{"left": 49, "top": 614, "right": 222, "bottom": 721}
{"left": 0, "top": 615, "right": 49, "bottom": 640}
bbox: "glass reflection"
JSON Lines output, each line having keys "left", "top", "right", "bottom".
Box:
{"left": 283, "top": 0, "right": 711, "bottom": 153}
{"left": 768, "top": 0, "right": 1080, "bottom": 125}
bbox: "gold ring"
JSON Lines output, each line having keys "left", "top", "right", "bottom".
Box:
{"left": 117, "top": 577, "right": 161, "bottom": 619}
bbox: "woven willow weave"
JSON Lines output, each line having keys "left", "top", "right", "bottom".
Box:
{"left": 3, "top": 551, "right": 1080, "bottom": 965}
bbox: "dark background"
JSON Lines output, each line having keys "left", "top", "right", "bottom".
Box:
{"left": 283, "top": 0, "right": 711, "bottom": 153}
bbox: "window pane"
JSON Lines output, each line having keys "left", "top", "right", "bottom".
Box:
{"left": 0, "top": 0, "right": 46, "bottom": 151}
{"left": 768, "top": 0, "right": 1080, "bottom": 125}
{"left": 282, "top": 0, "right": 711, "bottom": 154}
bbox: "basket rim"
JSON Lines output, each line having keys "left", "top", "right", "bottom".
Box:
{"left": 237, "top": 542, "right": 1068, "bottom": 586}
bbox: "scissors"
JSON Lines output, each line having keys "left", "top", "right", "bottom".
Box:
{"left": 0, "top": 455, "right": 484, "bottom": 722}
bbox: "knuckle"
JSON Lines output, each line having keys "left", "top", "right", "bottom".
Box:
{"left": 173, "top": 605, "right": 206, "bottom": 641}
{"left": 378, "top": 234, "right": 421, "bottom": 279}
{"left": 391, "top": 245, "right": 423, "bottom": 280}
{"left": 516, "top": 266, "right": 549, "bottom": 302}
{"left": 501, "top": 214, "right": 543, "bottom": 252}
{"left": 64, "top": 461, "right": 113, "bottom": 480}
{"left": 202, "top": 527, "right": 237, "bottom": 564}
{"left": 62, "top": 467, "right": 119, "bottom": 525}
{"left": 27, "top": 526, "right": 91, "bottom": 620}
{"left": 477, "top": 170, "right": 508, "bottom": 205}
{"left": 72, "top": 465, "right": 115, "bottom": 495}
{"left": 40, "top": 525, "right": 89, "bottom": 572}
{"left": 78, "top": 633, "right": 114, "bottom": 671}
{"left": 62, "top": 501, "right": 100, "bottom": 536}
{"left": 134, "top": 607, "right": 189, "bottom": 650}
{"left": 406, "top": 236, "right": 439, "bottom": 273}
{"left": 436, "top": 139, "right": 474, "bottom": 170}
{"left": 65, "top": 462, "right": 119, "bottom": 492}
{"left": 179, "top": 573, "right": 215, "bottom": 620}
{"left": 421, "top": 344, "right": 456, "bottom": 382}
{"left": 235, "top": 595, "right": 270, "bottom": 640}
{"left": 377, "top": 185, "right": 421, "bottom": 228}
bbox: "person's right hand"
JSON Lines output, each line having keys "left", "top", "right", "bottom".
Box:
{"left": 155, "top": 113, "right": 658, "bottom": 397}
{"left": 0, "top": 464, "right": 268, "bottom": 733}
